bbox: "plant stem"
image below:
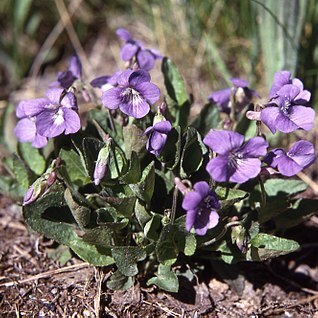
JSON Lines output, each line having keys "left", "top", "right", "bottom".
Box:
{"left": 258, "top": 175, "right": 267, "bottom": 209}
{"left": 170, "top": 185, "right": 178, "bottom": 224}
{"left": 201, "top": 220, "right": 242, "bottom": 247}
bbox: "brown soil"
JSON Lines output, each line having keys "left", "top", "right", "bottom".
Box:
{"left": 1, "top": 195, "right": 318, "bottom": 318}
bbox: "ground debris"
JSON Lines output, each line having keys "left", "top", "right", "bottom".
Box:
{"left": 1, "top": 197, "right": 317, "bottom": 317}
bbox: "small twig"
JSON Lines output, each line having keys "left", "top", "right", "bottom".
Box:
{"left": 265, "top": 263, "right": 318, "bottom": 295}
{"left": 142, "top": 300, "right": 181, "bottom": 317}
{"left": 297, "top": 171, "right": 318, "bottom": 195}
{"left": 288, "top": 293, "right": 318, "bottom": 307}
{"left": 94, "top": 268, "right": 105, "bottom": 318}
{"left": 30, "top": 0, "right": 82, "bottom": 78}
{"left": 0, "top": 262, "right": 90, "bottom": 288}
{"left": 259, "top": 293, "right": 318, "bottom": 316}
{"left": 54, "top": 0, "right": 92, "bottom": 78}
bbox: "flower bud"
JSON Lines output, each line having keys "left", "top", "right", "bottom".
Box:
{"left": 94, "top": 145, "right": 111, "bottom": 185}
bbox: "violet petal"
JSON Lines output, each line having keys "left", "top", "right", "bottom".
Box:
{"left": 203, "top": 130, "right": 244, "bottom": 155}
{"left": 230, "top": 157, "right": 261, "bottom": 183}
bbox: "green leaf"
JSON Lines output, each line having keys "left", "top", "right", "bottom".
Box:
{"left": 23, "top": 184, "right": 114, "bottom": 266}
{"left": 111, "top": 246, "right": 147, "bottom": 276}
{"left": 274, "top": 198, "right": 318, "bottom": 229}
{"left": 215, "top": 186, "right": 249, "bottom": 209}
{"left": 155, "top": 170, "right": 175, "bottom": 194}
{"left": 250, "top": 178, "right": 307, "bottom": 223}
{"left": 64, "top": 188, "right": 91, "bottom": 229}
{"left": 94, "top": 207, "right": 129, "bottom": 230}
{"left": 18, "top": 142, "right": 46, "bottom": 175}
{"left": 231, "top": 225, "right": 247, "bottom": 253}
{"left": 134, "top": 199, "right": 152, "bottom": 227}
{"left": 130, "top": 161, "right": 155, "bottom": 204}
{"left": 123, "top": 124, "right": 147, "bottom": 160}
{"left": 107, "top": 270, "right": 134, "bottom": 291}
{"left": 1, "top": 158, "right": 28, "bottom": 198}
{"left": 162, "top": 57, "right": 188, "bottom": 106}
{"left": 235, "top": 109, "right": 255, "bottom": 136}
{"left": 250, "top": 233, "right": 299, "bottom": 260}
{"left": 157, "top": 126, "right": 181, "bottom": 169}
{"left": 47, "top": 245, "right": 72, "bottom": 266}
{"left": 191, "top": 103, "right": 220, "bottom": 136}
{"left": 59, "top": 149, "right": 91, "bottom": 187}
{"left": 82, "top": 137, "right": 105, "bottom": 178}
{"left": 258, "top": 178, "right": 307, "bottom": 197}
{"left": 144, "top": 214, "right": 162, "bottom": 241}
{"left": 121, "top": 151, "right": 141, "bottom": 184}
{"left": 214, "top": 239, "right": 246, "bottom": 264}
{"left": 184, "top": 234, "right": 196, "bottom": 256}
{"left": 216, "top": 187, "right": 248, "bottom": 201}
{"left": 0, "top": 103, "right": 17, "bottom": 152}
{"left": 12, "top": 155, "right": 29, "bottom": 191}
{"left": 161, "top": 57, "right": 190, "bottom": 128}
{"left": 101, "top": 196, "right": 136, "bottom": 218}
{"left": 147, "top": 264, "right": 179, "bottom": 293}
{"left": 180, "top": 127, "right": 207, "bottom": 178}
{"left": 82, "top": 226, "right": 113, "bottom": 248}
{"left": 108, "top": 145, "right": 125, "bottom": 179}
{"left": 156, "top": 224, "right": 179, "bottom": 266}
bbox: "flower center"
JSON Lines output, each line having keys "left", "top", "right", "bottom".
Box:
{"left": 280, "top": 95, "right": 291, "bottom": 115}
{"left": 203, "top": 195, "right": 215, "bottom": 209}
{"left": 122, "top": 87, "right": 143, "bottom": 106}
{"left": 228, "top": 151, "right": 243, "bottom": 170}
{"left": 46, "top": 103, "right": 58, "bottom": 110}
{"left": 53, "top": 108, "right": 64, "bottom": 126}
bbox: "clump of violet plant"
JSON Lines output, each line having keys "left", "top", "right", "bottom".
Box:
{"left": 9, "top": 28, "right": 317, "bottom": 294}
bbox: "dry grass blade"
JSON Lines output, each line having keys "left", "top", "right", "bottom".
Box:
{"left": 0, "top": 262, "right": 90, "bottom": 288}
{"left": 54, "top": 0, "right": 92, "bottom": 78}
{"left": 142, "top": 300, "right": 182, "bottom": 317}
{"left": 30, "top": 0, "right": 83, "bottom": 78}
{"left": 297, "top": 171, "right": 318, "bottom": 195}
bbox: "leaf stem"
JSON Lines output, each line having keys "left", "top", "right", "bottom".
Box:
{"left": 201, "top": 221, "right": 242, "bottom": 247}
{"left": 258, "top": 175, "right": 267, "bottom": 209}
{"left": 170, "top": 185, "right": 178, "bottom": 224}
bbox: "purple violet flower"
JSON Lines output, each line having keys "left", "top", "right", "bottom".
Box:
{"left": 208, "top": 78, "right": 258, "bottom": 113}
{"left": 260, "top": 84, "right": 315, "bottom": 134}
{"left": 15, "top": 98, "right": 49, "bottom": 148}
{"left": 265, "top": 140, "right": 315, "bottom": 176}
{"left": 144, "top": 120, "right": 172, "bottom": 157}
{"left": 90, "top": 71, "right": 122, "bottom": 91}
{"left": 35, "top": 88, "right": 81, "bottom": 138}
{"left": 90, "top": 76, "right": 111, "bottom": 88}
{"left": 269, "top": 70, "right": 311, "bottom": 101}
{"left": 116, "top": 27, "right": 162, "bottom": 71}
{"left": 101, "top": 69, "right": 160, "bottom": 118}
{"left": 57, "top": 54, "right": 82, "bottom": 89}
{"left": 182, "top": 181, "right": 220, "bottom": 236}
{"left": 203, "top": 130, "right": 268, "bottom": 183}
{"left": 15, "top": 117, "right": 48, "bottom": 148}
{"left": 15, "top": 88, "right": 81, "bottom": 147}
